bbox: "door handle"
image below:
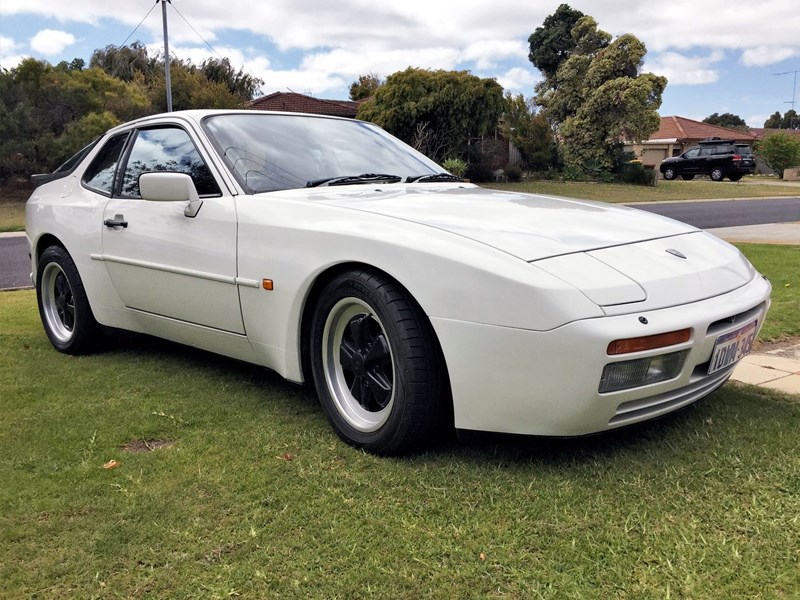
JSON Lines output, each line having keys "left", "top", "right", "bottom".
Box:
{"left": 104, "top": 214, "right": 128, "bottom": 229}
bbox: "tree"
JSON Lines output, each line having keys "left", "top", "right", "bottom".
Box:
{"left": 764, "top": 109, "right": 799, "bottom": 129}
{"left": 90, "top": 42, "right": 157, "bottom": 82}
{"left": 757, "top": 132, "right": 800, "bottom": 177}
{"left": 703, "top": 112, "right": 748, "bottom": 129}
{"left": 500, "top": 93, "right": 554, "bottom": 170}
{"left": 356, "top": 68, "right": 505, "bottom": 162}
{"left": 349, "top": 73, "right": 382, "bottom": 101}
{"left": 0, "top": 58, "right": 149, "bottom": 180}
{"left": 528, "top": 4, "right": 587, "bottom": 80}
{"left": 200, "top": 57, "right": 263, "bottom": 102}
{"left": 532, "top": 13, "right": 666, "bottom": 172}
{"left": 147, "top": 66, "right": 241, "bottom": 112}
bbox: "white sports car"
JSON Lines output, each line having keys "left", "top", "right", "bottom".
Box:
{"left": 26, "top": 110, "right": 771, "bottom": 454}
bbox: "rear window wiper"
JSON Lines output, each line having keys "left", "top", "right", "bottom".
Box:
{"left": 406, "top": 172, "right": 464, "bottom": 183}
{"left": 306, "top": 173, "right": 402, "bottom": 187}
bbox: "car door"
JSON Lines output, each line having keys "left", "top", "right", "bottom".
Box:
{"left": 101, "top": 124, "right": 245, "bottom": 334}
{"left": 681, "top": 148, "right": 701, "bottom": 174}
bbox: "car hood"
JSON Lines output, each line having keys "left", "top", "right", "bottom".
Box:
{"left": 311, "top": 184, "right": 696, "bottom": 261}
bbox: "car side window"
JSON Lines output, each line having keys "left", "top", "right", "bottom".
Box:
{"left": 684, "top": 149, "right": 700, "bottom": 158}
{"left": 82, "top": 134, "right": 129, "bottom": 195}
{"left": 120, "top": 127, "right": 221, "bottom": 198}
{"left": 699, "top": 147, "right": 714, "bottom": 156}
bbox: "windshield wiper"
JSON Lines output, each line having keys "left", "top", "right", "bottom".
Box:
{"left": 405, "top": 172, "right": 464, "bottom": 183}
{"left": 306, "top": 173, "right": 402, "bottom": 187}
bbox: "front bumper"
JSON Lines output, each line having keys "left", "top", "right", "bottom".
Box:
{"left": 432, "top": 274, "right": 771, "bottom": 436}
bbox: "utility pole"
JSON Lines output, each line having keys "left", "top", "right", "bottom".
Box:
{"left": 773, "top": 69, "right": 798, "bottom": 129}
{"left": 160, "top": 0, "right": 173, "bottom": 112}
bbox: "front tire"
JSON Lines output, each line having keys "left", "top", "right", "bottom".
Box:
{"left": 662, "top": 167, "right": 677, "bottom": 180}
{"left": 36, "top": 246, "right": 101, "bottom": 354}
{"left": 310, "top": 270, "right": 445, "bottom": 455}
{"left": 710, "top": 167, "right": 725, "bottom": 181}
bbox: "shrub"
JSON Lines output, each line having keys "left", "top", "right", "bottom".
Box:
{"left": 504, "top": 164, "right": 523, "bottom": 182}
{"left": 442, "top": 158, "right": 467, "bottom": 178}
{"left": 466, "top": 162, "right": 495, "bottom": 183}
{"left": 562, "top": 164, "right": 587, "bottom": 181}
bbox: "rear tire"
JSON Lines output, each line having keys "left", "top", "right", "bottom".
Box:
{"left": 310, "top": 270, "right": 445, "bottom": 455}
{"left": 36, "top": 246, "right": 101, "bottom": 354}
{"left": 710, "top": 167, "right": 725, "bottom": 181}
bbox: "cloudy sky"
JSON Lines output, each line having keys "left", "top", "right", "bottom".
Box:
{"left": 1, "top": 0, "right": 799, "bottom": 127}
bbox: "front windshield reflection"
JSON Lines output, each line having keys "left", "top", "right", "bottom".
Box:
{"left": 203, "top": 113, "right": 442, "bottom": 193}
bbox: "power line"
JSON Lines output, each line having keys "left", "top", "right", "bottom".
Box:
{"left": 119, "top": 1, "right": 159, "bottom": 47}
{"left": 170, "top": 1, "right": 224, "bottom": 59}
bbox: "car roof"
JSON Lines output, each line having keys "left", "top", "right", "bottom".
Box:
{"left": 105, "top": 109, "right": 359, "bottom": 136}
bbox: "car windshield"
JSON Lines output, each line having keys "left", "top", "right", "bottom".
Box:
{"left": 203, "top": 113, "right": 443, "bottom": 193}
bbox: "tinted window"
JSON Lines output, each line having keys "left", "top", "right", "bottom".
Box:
{"left": 121, "top": 127, "right": 220, "bottom": 198}
{"left": 203, "top": 113, "right": 442, "bottom": 193}
{"left": 735, "top": 145, "right": 753, "bottom": 156}
{"left": 714, "top": 144, "right": 734, "bottom": 154}
{"left": 82, "top": 134, "right": 128, "bottom": 195}
{"left": 56, "top": 138, "right": 101, "bottom": 174}
{"left": 699, "top": 147, "right": 714, "bottom": 156}
{"left": 684, "top": 149, "right": 700, "bottom": 158}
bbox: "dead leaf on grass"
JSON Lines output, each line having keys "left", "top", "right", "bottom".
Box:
{"left": 102, "top": 460, "right": 119, "bottom": 470}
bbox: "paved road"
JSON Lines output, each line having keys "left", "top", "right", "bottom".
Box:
{"left": 2, "top": 196, "right": 799, "bottom": 290}
{"left": 633, "top": 197, "right": 800, "bottom": 229}
{"left": 0, "top": 235, "right": 30, "bottom": 289}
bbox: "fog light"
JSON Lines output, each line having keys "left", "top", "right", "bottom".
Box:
{"left": 599, "top": 350, "right": 688, "bottom": 393}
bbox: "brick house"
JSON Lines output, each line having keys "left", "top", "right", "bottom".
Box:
{"left": 245, "top": 92, "right": 364, "bottom": 118}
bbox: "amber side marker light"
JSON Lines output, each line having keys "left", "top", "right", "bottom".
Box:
{"left": 607, "top": 328, "right": 691, "bottom": 355}
{"left": 262, "top": 279, "right": 274, "bottom": 291}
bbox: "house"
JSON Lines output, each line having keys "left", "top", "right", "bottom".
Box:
{"left": 245, "top": 92, "right": 364, "bottom": 118}
{"left": 629, "top": 116, "right": 757, "bottom": 168}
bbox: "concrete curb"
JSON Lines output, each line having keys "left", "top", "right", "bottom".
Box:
{"left": 0, "top": 231, "right": 26, "bottom": 238}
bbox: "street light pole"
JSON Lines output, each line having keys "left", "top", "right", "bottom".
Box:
{"left": 160, "top": 0, "right": 173, "bottom": 112}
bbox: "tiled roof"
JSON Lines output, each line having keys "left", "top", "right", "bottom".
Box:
{"left": 245, "top": 92, "right": 363, "bottom": 118}
{"left": 651, "top": 116, "right": 757, "bottom": 142}
{"left": 749, "top": 127, "right": 800, "bottom": 139}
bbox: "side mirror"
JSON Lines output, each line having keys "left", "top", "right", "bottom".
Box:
{"left": 139, "top": 172, "right": 203, "bottom": 218}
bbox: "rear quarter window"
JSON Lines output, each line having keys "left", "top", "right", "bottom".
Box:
{"left": 82, "top": 133, "right": 129, "bottom": 195}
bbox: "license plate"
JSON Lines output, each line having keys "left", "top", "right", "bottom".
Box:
{"left": 708, "top": 319, "right": 758, "bottom": 375}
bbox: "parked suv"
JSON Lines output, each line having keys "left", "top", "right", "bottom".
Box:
{"left": 659, "top": 138, "right": 755, "bottom": 182}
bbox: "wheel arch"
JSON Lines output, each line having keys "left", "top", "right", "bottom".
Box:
{"left": 32, "top": 233, "right": 69, "bottom": 285}
{"left": 298, "top": 261, "right": 452, "bottom": 411}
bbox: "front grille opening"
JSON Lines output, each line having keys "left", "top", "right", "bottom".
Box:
{"left": 706, "top": 302, "right": 765, "bottom": 338}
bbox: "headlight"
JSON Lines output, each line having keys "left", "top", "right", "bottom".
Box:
{"left": 599, "top": 350, "right": 688, "bottom": 393}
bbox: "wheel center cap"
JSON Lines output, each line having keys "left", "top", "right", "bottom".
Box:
{"left": 352, "top": 353, "right": 367, "bottom": 376}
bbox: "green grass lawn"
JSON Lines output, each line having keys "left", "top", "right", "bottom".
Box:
{"left": 482, "top": 179, "right": 800, "bottom": 203}
{"left": 2, "top": 284, "right": 799, "bottom": 598}
{"left": 739, "top": 244, "right": 800, "bottom": 342}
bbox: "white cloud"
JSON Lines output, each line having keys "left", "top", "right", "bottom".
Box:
{"left": 645, "top": 51, "right": 724, "bottom": 85}
{"left": 30, "top": 29, "right": 75, "bottom": 54}
{"left": 740, "top": 46, "right": 800, "bottom": 67}
{"left": 461, "top": 40, "right": 529, "bottom": 70}
{"left": 0, "top": 35, "right": 19, "bottom": 54}
{"left": 0, "top": 34, "right": 25, "bottom": 69}
{"left": 495, "top": 67, "right": 539, "bottom": 93}
{"left": 746, "top": 114, "right": 769, "bottom": 128}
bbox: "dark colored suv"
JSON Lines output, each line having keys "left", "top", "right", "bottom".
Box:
{"left": 659, "top": 137, "right": 755, "bottom": 182}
